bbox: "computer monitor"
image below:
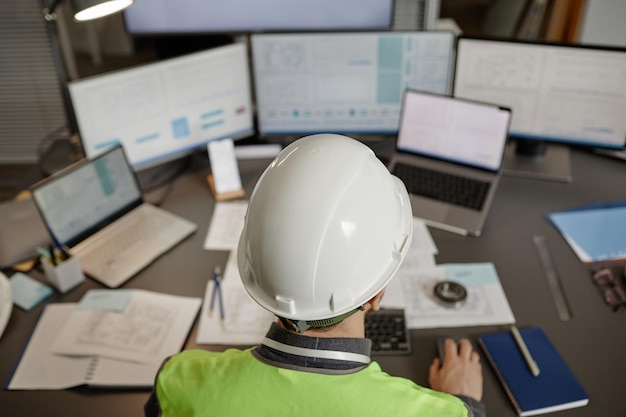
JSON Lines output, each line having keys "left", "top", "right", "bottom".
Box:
{"left": 392, "top": 0, "right": 440, "bottom": 31}
{"left": 251, "top": 31, "right": 455, "bottom": 139}
{"left": 453, "top": 37, "right": 626, "bottom": 182}
{"left": 123, "top": 0, "right": 394, "bottom": 34}
{"left": 68, "top": 42, "right": 254, "bottom": 173}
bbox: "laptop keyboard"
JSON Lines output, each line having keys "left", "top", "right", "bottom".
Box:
{"left": 365, "top": 309, "right": 411, "bottom": 355}
{"left": 87, "top": 216, "right": 161, "bottom": 271}
{"left": 392, "top": 162, "right": 491, "bottom": 211}
{"left": 79, "top": 206, "right": 183, "bottom": 284}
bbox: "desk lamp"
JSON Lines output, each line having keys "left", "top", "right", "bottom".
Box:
{"left": 38, "top": 0, "right": 134, "bottom": 175}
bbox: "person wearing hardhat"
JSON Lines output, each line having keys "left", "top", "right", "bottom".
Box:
{"left": 145, "top": 134, "right": 484, "bottom": 417}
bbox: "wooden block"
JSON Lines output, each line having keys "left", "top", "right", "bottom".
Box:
{"left": 207, "top": 175, "right": 245, "bottom": 201}
{"left": 11, "top": 258, "right": 37, "bottom": 273}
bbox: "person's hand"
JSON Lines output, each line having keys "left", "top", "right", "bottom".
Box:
{"left": 428, "top": 338, "right": 483, "bottom": 401}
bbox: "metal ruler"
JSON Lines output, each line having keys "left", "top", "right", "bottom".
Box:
{"left": 533, "top": 235, "right": 573, "bottom": 321}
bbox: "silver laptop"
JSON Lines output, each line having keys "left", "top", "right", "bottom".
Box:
{"left": 0, "top": 199, "right": 49, "bottom": 268}
{"left": 31, "top": 145, "right": 197, "bottom": 287}
{"left": 388, "top": 89, "right": 512, "bottom": 237}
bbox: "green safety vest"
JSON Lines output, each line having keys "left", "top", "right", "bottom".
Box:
{"left": 155, "top": 348, "right": 470, "bottom": 417}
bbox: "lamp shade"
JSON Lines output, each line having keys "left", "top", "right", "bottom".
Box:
{"left": 71, "top": 0, "right": 133, "bottom": 21}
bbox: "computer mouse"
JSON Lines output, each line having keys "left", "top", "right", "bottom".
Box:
{"left": 437, "top": 337, "right": 461, "bottom": 362}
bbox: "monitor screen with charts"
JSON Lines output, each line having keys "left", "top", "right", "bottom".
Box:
{"left": 453, "top": 37, "right": 626, "bottom": 181}
{"left": 123, "top": 0, "right": 394, "bottom": 34}
{"left": 251, "top": 31, "right": 455, "bottom": 138}
{"left": 69, "top": 43, "right": 254, "bottom": 171}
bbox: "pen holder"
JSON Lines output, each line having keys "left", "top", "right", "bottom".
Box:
{"left": 41, "top": 255, "right": 85, "bottom": 293}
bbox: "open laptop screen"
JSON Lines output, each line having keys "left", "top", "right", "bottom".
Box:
{"left": 397, "top": 90, "right": 511, "bottom": 171}
{"left": 31, "top": 146, "right": 142, "bottom": 247}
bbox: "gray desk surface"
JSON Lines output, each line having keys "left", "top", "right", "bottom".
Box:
{"left": 1, "top": 145, "right": 624, "bottom": 416}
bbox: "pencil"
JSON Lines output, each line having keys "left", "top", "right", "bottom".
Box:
{"left": 511, "top": 325, "right": 540, "bottom": 377}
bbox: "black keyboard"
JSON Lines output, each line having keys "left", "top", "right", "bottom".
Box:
{"left": 365, "top": 309, "right": 411, "bottom": 355}
{"left": 392, "top": 162, "right": 491, "bottom": 211}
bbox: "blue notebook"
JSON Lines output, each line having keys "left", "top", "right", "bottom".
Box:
{"left": 478, "top": 326, "right": 588, "bottom": 416}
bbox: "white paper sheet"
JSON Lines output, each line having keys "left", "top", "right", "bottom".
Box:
{"left": 8, "top": 304, "right": 93, "bottom": 390}
{"left": 381, "top": 218, "right": 438, "bottom": 308}
{"left": 392, "top": 262, "right": 515, "bottom": 329}
{"left": 203, "top": 201, "right": 248, "bottom": 250}
{"left": 196, "top": 250, "right": 275, "bottom": 345}
{"left": 51, "top": 290, "right": 201, "bottom": 364}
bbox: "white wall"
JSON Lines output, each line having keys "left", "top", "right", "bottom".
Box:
{"left": 578, "top": 0, "right": 626, "bottom": 47}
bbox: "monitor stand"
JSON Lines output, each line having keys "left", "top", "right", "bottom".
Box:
{"left": 135, "top": 156, "right": 194, "bottom": 192}
{"left": 503, "top": 139, "right": 573, "bottom": 183}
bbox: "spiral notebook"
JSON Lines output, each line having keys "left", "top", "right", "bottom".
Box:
{"left": 7, "top": 291, "right": 201, "bottom": 390}
{"left": 478, "top": 326, "right": 589, "bottom": 416}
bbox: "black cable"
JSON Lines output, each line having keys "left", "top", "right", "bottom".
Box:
{"left": 36, "top": 125, "right": 83, "bottom": 177}
{"left": 36, "top": 125, "right": 68, "bottom": 158}
{"left": 145, "top": 156, "right": 195, "bottom": 207}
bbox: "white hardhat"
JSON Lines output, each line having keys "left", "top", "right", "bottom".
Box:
{"left": 237, "top": 134, "right": 412, "bottom": 331}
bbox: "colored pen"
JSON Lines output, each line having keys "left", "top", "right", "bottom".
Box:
{"left": 49, "top": 244, "right": 59, "bottom": 265}
{"left": 45, "top": 224, "right": 70, "bottom": 260}
{"left": 511, "top": 325, "right": 540, "bottom": 377}
{"left": 216, "top": 274, "right": 225, "bottom": 325}
{"left": 37, "top": 246, "right": 54, "bottom": 264}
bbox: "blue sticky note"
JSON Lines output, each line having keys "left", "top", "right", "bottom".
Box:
{"left": 10, "top": 273, "right": 53, "bottom": 311}
{"left": 444, "top": 263, "right": 500, "bottom": 286}
{"left": 78, "top": 289, "right": 132, "bottom": 312}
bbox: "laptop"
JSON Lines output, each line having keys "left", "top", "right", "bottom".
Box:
{"left": 388, "top": 89, "right": 512, "bottom": 237}
{"left": 30, "top": 145, "right": 197, "bottom": 288}
{"left": 0, "top": 198, "right": 49, "bottom": 268}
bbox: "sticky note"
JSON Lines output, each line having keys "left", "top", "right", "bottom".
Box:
{"left": 78, "top": 289, "right": 132, "bottom": 312}
{"left": 10, "top": 273, "right": 53, "bottom": 311}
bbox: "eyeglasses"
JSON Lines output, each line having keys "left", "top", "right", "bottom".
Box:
{"left": 592, "top": 268, "right": 626, "bottom": 312}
